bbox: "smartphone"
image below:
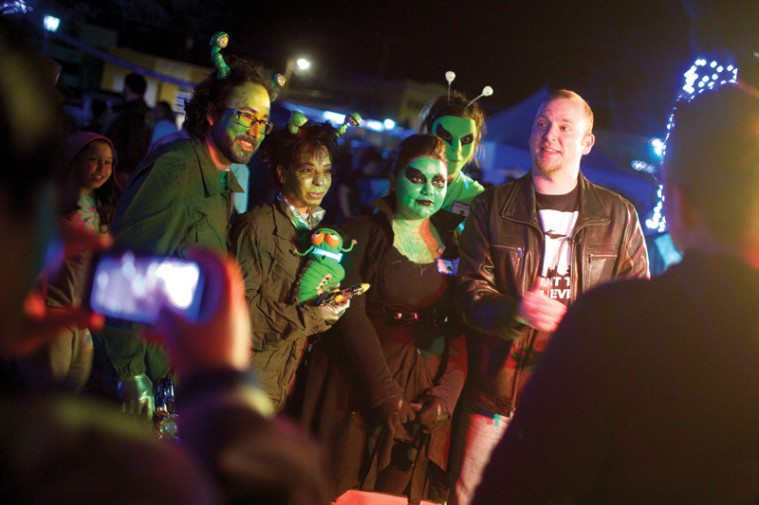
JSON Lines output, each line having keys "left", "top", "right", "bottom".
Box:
{"left": 84, "top": 250, "right": 205, "bottom": 325}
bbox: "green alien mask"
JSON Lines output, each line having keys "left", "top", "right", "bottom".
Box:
{"left": 431, "top": 115, "right": 477, "bottom": 177}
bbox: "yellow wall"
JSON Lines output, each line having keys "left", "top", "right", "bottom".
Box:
{"left": 101, "top": 47, "right": 212, "bottom": 112}
{"left": 397, "top": 81, "right": 447, "bottom": 130}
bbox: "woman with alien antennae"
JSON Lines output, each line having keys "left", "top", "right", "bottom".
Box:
{"left": 419, "top": 72, "right": 493, "bottom": 217}
{"left": 300, "top": 134, "right": 468, "bottom": 503}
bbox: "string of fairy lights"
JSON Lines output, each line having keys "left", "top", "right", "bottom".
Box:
{"left": 0, "top": 0, "right": 31, "bottom": 15}
{"left": 645, "top": 58, "right": 739, "bottom": 232}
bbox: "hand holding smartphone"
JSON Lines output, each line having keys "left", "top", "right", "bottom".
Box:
{"left": 85, "top": 250, "right": 205, "bottom": 325}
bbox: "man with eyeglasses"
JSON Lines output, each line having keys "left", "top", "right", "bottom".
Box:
{"left": 92, "top": 59, "right": 274, "bottom": 417}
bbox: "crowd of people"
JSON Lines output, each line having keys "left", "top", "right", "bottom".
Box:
{"left": 2, "top": 17, "right": 759, "bottom": 505}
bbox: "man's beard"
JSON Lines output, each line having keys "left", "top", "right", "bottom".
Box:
{"left": 213, "top": 129, "right": 253, "bottom": 164}
{"left": 533, "top": 158, "right": 562, "bottom": 176}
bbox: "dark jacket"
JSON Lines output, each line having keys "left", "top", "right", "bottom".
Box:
{"left": 457, "top": 172, "right": 648, "bottom": 415}
{"left": 473, "top": 252, "right": 759, "bottom": 505}
{"left": 114, "top": 137, "right": 241, "bottom": 256}
{"left": 97, "top": 137, "right": 242, "bottom": 385}
{"left": 229, "top": 203, "right": 331, "bottom": 412}
{"left": 329, "top": 207, "right": 467, "bottom": 409}
{"left": 299, "top": 206, "right": 466, "bottom": 498}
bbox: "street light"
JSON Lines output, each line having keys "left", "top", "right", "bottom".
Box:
{"left": 42, "top": 14, "right": 60, "bottom": 55}
{"left": 43, "top": 14, "right": 60, "bottom": 32}
{"left": 284, "top": 56, "right": 312, "bottom": 84}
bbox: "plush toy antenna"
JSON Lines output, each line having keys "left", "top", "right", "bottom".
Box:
{"left": 341, "top": 239, "right": 357, "bottom": 252}
{"left": 210, "top": 32, "right": 230, "bottom": 79}
{"left": 336, "top": 112, "right": 362, "bottom": 137}
{"left": 466, "top": 85, "right": 494, "bottom": 109}
{"left": 270, "top": 73, "right": 286, "bottom": 102}
{"left": 287, "top": 111, "right": 308, "bottom": 135}
{"left": 291, "top": 245, "right": 314, "bottom": 257}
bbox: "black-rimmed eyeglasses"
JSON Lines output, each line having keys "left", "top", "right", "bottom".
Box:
{"left": 226, "top": 108, "right": 274, "bottom": 134}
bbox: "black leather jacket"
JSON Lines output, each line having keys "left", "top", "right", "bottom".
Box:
{"left": 456, "top": 172, "right": 649, "bottom": 415}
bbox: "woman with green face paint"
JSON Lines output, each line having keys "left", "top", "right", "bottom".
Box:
{"left": 229, "top": 119, "right": 348, "bottom": 413}
{"left": 421, "top": 91, "right": 487, "bottom": 216}
{"left": 300, "top": 134, "right": 468, "bottom": 502}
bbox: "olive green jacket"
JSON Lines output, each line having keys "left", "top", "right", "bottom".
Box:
{"left": 113, "top": 137, "right": 242, "bottom": 254}
{"left": 230, "top": 203, "right": 331, "bottom": 412}
{"left": 99, "top": 137, "right": 242, "bottom": 383}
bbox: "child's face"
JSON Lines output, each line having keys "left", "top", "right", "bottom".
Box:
{"left": 73, "top": 140, "right": 113, "bottom": 191}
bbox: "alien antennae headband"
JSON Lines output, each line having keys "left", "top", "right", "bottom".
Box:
{"left": 466, "top": 85, "right": 494, "bottom": 109}
{"left": 210, "top": 31, "right": 230, "bottom": 79}
{"left": 445, "top": 71, "right": 456, "bottom": 103}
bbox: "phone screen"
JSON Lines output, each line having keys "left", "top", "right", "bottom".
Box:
{"left": 87, "top": 251, "right": 204, "bottom": 325}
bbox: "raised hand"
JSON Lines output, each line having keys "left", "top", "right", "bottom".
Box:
{"left": 516, "top": 276, "right": 567, "bottom": 333}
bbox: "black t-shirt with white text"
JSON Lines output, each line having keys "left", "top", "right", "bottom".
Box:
{"left": 536, "top": 185, "right": 580, "bottom": 308}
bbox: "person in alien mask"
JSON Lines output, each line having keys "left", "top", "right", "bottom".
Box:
{"left": 420, "top": 90, "right": 487, "bottom": 217}
{"left": 299, "top": 134, "right": 467, "bottom": 503}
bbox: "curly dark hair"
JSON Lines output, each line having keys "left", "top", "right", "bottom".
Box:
{"left": 259, "top": 122, "right": 339, "bottom": 186}
{"left": 419, "top": 90, "right": 486, "bottom": 166}
{"left": 183, "top": 56, "right": 273, "bottom": 139}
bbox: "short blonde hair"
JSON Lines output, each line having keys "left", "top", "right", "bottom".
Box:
{"left": 547, "top": 89, "right": 594, "bottom": 133}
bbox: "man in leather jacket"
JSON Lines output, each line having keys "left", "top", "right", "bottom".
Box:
{"left": 473, "top": 83, "right": 759, "bottom": 505}
{"left": 449, "top": 89, "right": 649, "bottom": 505}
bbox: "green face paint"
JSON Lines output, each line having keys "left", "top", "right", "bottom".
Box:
{"left": 431, "top": 115, "right": 477, "bottom": 177}
{"left": 395, "top": 156, "right": 447, "bottom": 220}
{"left": 281, "top": 144, "right": 333, "bottom": 213}
{"left": 211, "top": 81, "right": 271, "bottom": 165}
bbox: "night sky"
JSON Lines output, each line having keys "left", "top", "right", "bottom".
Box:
{"left": 35, "top": 0, "right": 759, "bottom": 137}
